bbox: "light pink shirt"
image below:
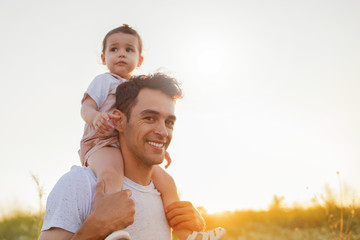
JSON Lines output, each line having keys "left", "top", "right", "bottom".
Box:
{"left": 79, "top": 73, "right": 127, "bottom": 165}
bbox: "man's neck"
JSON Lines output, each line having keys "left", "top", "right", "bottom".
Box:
{"left": 121, "top": 150, "right": 154, "bottom": 186}
{"left": 124, "top": 162, "right": 153, "bottom": 186}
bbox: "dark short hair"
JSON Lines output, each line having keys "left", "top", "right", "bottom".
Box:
{"left": 102, "top": 24, "right": 143, "bottom": 56}
{"left": 115, "top": 73, "right": 183, "bottom": 120}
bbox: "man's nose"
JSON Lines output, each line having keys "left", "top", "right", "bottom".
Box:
{"left": 153, "top": 122, "right": 168, "bottom": 137}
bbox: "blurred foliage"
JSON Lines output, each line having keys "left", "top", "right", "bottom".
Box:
{"left": 0, "top": 211, "right": 42, "bottom": 240}
{"left": 2, "top": 179, "right": 360, "bottom": 240}
{"left": 1, "top": 203, "right": 359, "bottom": 240}
{"left": 203, "top": 203, "right": 360, "bottom": 240}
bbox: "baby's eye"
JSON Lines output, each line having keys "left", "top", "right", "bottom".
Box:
{"left": 110, "top": 48, "right": 118, "bottom": 52}
{"left": 126, "top": 48, "right": 134, "bottom": 53}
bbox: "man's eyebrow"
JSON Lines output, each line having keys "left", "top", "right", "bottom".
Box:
{"left": 140, "top": 109, "right": 176, "bottom": 121}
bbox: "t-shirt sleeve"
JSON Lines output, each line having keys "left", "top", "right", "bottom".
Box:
{"left": 41, "top": 167, "right": 93, "bottom": 233}
{"left": 82, "top": 74, "right": 112, "bottom": 108}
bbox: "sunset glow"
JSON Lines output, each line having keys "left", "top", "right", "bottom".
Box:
{"left": 1, "top": 0, "right": 360, "bottom": 217}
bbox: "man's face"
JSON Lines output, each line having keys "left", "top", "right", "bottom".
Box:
{"left": 122, "top": 88, "right": 176, "bottom": 167}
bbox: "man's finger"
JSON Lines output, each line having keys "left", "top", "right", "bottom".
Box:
{"left": 166, "top": 207, "right": 190, "bottom": 220}
{"left": 123, "top": 189, "right": 132, "bottom": 197}
{"left": 173, "top": 221, "right": 197, "bottom": 232}
{"left": 166, "top": 201, "right": 192, "bottom": 212}
{"left": 167, "top": 214, "right": 192, "bottom": 227}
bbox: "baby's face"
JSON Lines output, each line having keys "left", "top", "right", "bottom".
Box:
{"left": 101, "top": 32, "right": 143, "bottom": 80}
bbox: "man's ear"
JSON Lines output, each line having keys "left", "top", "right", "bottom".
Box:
{"left": 112, "top": 109, "right": 126, "bottom": 132}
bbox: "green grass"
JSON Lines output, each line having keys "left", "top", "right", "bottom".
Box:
{"left": 202, "top": 205, "right": 360, "bottom": 240}
{"left": 1, "top": 204, "right": 359, "bottom": 240}
{"left": 0, "top": 211, "right": 41, "bottom": 240}
{"left": 2, "top": 173, "right": 358, "bottom": 239}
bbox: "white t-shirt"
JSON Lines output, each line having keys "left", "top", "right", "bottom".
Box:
{"left": 41, "top": 166, "right": 170, "bottom": 240}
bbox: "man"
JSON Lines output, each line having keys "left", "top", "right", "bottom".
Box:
{"left": 39, "top": 73, "right": 208, "bottom": 239}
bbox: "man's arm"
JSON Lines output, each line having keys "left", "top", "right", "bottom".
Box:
{"left": 38, "top": 228, "right": 74, "bottom": 240}
{"left": 38, "top": 213, "right": 109, "bottom": 240}
{"left": 39, "top": 180, "right": 135, "bottom": 240}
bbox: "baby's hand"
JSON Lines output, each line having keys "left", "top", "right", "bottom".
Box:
{"left": 93, "top": 112, "right": 115, "bottom": 134}
{"left": 164, "top": 151, "right": 172, "bottom": 169}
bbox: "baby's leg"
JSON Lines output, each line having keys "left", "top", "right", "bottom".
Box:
{"left": 152, "top": 166, "right": 180, "bottom": 207}
{"left": 88, "top": 147, "right": 124, "bottom": 194}
{"left": 152, "top": 167, "right": 226, "bottom": 240}
{"left": 152, "top": 167, "right": 193, "bottom": 239}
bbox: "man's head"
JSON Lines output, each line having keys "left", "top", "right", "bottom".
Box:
{"left": 115, "top": 73, "right": 183, "bottom": 120}
{"left": 113, "top": 73, "right": 183, "bottom": 173}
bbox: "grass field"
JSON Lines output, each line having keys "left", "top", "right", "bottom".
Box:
{"left": 1, "top": 175, "right": 359, "bottom": 239}
{"left": 202, "top": 205, "right": 360, "bottom": 240}
{"left": 1, "top": 203, "right": 359, "bottom": 240}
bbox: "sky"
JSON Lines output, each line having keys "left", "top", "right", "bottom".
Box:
{"left": 0, "top": 0, "right": 359, "bottom": 216}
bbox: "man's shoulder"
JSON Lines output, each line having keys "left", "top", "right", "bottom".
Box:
{"left": 46, "top": 165, "right": 96, "bottom": 213}
{"left": 41, "top": 166, "right": 95, "bottom": 233}
{"left": 61, "top": 165, "right": 95, "bottom": 179}
{"left": 54, "top": 166, "right": 96, "bottom": 193}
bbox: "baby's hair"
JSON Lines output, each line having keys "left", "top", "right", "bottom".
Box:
{"left": 102, "top": 24, "right": 143, "bottom": 56}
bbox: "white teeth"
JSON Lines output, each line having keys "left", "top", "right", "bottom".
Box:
{"left": 148, "top": 141, "right": 164, "bottom": 148}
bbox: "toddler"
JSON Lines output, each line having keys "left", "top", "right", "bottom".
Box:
{"left": 79, "top": 25, "right": 225, "bottom": 240}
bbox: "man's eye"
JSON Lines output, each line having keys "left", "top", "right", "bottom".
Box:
{"left": 166, "top": 120, "right": 175, "bottom": 128}
{"left": 144, "top": 116, "right": 154, "bottom": 121}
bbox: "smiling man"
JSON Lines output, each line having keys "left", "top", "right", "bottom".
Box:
{"left": 38, "top": 73, "right": 212, "bottom": 240}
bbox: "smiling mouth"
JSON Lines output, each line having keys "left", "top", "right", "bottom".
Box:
{"left": 147, "top": 141, "right": 165, "bottom": 149}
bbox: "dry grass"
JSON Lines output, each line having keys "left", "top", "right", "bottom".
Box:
{"left": 1, "top": 173, "right": 359, "bottom": 240}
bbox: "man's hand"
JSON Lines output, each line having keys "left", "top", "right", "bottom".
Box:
{"left": 165, "top": 201, "right": 205, "bottom": 232}
{"left": 39, "top": 180, "right": 135, "bottom": 240}
{"left": 92, "top": 180, "right": 135, "bottom": 232}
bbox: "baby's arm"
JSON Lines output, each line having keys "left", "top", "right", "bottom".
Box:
{"left": 81, "top": 96, "right": 119, "bottom": 134}
{"left": 82, "top": 97, "right": 124, "bottom": 194}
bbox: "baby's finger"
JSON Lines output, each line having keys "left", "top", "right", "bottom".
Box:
{"left": 108, "top": 113, "right": 121, "bottom": 120}
{"left": 100, "top": 113, "right": 110, "bottom": 121}
{"left": 96, "top": 125, "right": 107, "bottom": 134}
{"left": 103, "top": 120, "right": 115, "bottom": 131}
